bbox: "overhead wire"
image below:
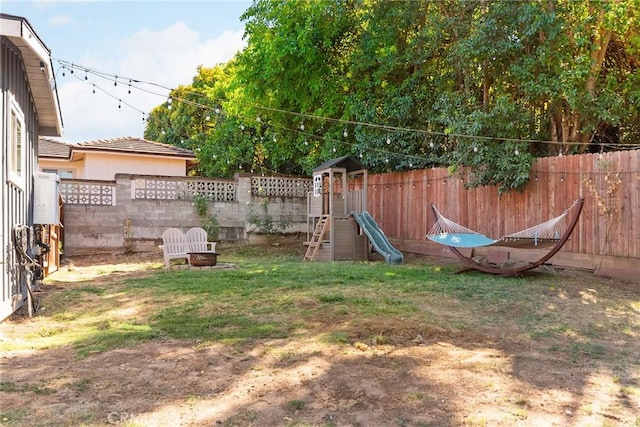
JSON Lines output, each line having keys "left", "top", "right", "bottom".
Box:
{"left": 54, "top": 59, "right": 640, "bottom": 161}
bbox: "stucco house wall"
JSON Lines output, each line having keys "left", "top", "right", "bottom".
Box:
{"left": 81, "top": 152, "right": 189, "bottom": 180}
{"left": 38, "top": 137, "right": 197, "bottom": 179}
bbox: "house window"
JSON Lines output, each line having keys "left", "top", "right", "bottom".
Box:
{"left": 9, "top": 97, "right": 26, "bottom": 187}
{"left": 43, "top": 168, "right": 74, "bottom": 179}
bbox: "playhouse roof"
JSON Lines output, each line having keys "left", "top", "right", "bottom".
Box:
{"left": 313, "top": 156, "right": 364, "bottom": 173}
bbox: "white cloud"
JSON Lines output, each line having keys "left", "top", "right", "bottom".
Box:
{"left": 48, "top": 14, "right": 76, "bottom": 26}
{"left": 55, "top": 22, "right": 246, "bottom": 142}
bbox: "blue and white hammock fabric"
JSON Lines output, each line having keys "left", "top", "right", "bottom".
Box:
{"left": 426, "top": 202, "right": 577, "bottom": 250}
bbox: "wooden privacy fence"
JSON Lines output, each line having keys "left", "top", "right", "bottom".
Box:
{"left": 367, "top": 149, "right": 639, "bottom": 274}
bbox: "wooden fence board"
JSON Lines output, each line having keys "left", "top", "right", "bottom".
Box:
{"left": 632, "top": 150, "right": 640, "bottom": 258}
{"left": 367, "top": 149, "right": 639, "bottom": 264}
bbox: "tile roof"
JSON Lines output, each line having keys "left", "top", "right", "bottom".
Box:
{"left": 38, "top": 137, "right": 71, "bottom": 159}
{"left": 74, "top": 137, "right": 196, "bottom": 158}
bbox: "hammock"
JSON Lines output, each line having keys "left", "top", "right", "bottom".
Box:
{"left": 426, "top": 198, "right": 584, "bottom": 276}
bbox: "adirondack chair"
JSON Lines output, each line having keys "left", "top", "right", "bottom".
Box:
{"left": 161, "top": 228, "right": 189, "bottom": 269}
{"left": 185, "top": 227, "right": 217, "bottom": 254}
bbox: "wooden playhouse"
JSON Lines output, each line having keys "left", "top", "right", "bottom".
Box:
{"left": 304, "top": 156, "right": 369, "bottom": 261}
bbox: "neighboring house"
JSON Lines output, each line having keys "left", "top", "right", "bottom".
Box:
{"left": 1, "top": 14, "right": 63, "bottom": 320}
{"left": 38, "top": 137, "right": 198, "bottom": 180}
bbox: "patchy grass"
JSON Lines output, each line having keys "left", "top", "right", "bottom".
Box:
{"left": 3, "top": 249, "right": 638, "bottom": 364}
{"left": 1, "top": 245, "right": 638, "bottom": 426}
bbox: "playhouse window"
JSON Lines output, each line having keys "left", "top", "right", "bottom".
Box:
{"left": 313, "top": 175, "right": 322, "bottom": 197}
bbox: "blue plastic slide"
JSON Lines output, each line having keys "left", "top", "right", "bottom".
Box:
{"left": 351, "top": 211, "right": 404, "bottom": 265}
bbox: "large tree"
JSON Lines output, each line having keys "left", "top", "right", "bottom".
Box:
{"left": 146, "top": 0, "right": 639, "bottom": 191}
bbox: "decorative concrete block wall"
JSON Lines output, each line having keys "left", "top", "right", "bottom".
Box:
{"left": 61, "top": 174, "right": 312, "bottom": 256}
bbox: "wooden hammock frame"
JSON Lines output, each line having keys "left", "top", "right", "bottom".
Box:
{"left": 429, "top": 198, "right": 584, "bottom": 276}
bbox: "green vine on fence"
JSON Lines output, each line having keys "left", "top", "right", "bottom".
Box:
{"left": 247, "top": 199, "right": 291, "bottom": 244}
{"left": 581, "top": 159, "right": 622, "bottom": 264}
{"left": 193, "top": 193, "right": 220, "bottom": 241}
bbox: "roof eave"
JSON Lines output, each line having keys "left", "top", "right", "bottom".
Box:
{"left": 71, "top": 147, "right": 197, "bottom": 160}
{"left": 1, "top": 14, "right": 63, "bottom": 136}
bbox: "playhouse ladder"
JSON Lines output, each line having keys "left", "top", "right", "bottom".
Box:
{"left": 304, "top": 215, "right": 330, "bottom": 261}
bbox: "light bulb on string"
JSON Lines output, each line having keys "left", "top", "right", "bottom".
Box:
{"left": 333, "top": 147, "right": 336, "bottom": 152}
{"left": 128, "top": 80, "right": 132, "bottom": 94}
{"left": 273, "top": 135, "right": 277, "bottom": 142}
{"left": 256, "top": 116, "right": 261, "bottom": 123}
{"left": 84, "top": 70, "right": 88, "bottom": 80}
{"left": 118, "top": 99, "right": 121, "bottom": 109}
{"left": 205, "top": 115, "right": 210, "bottom": 121}
{"left": 473, "top": 145, "right": 478, "bottom": 153}
{"left": 343, "top": 129, "right": 348, "bottom": 138}
{"left": 514, "top": 147, "right": 519, "bottom": 156}
{"left": 215, "top": 107, "right": 220, "bottom": 114}
{"left": 114, "top": 75, "right": 117, "bottom": 86}
{"left": 240, "top": 124, "right": 245, "bottom": 131}
{"left": 386, "top": 137, "right": 391, "bottom": 145}
{"left": 429, "top": 140, "right": 434, "bottom": 148}
{"left": 300, "top": 122, "right": 305, "bottom": 131}
{"left": 92, "top": 84, "right": 96, "bottom": 94}
{"left": 70, "top": 64, "right": 74, "bottom": 74}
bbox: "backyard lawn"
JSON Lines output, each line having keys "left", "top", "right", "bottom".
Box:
{"left": 1, "top": 243, "right": 639, "bottom": 426}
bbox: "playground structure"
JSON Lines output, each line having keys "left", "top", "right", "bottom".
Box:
{"left": 304, "top": 156, "right": 403, "bottom": 264}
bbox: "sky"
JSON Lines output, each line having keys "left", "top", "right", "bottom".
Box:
{"left": 1, "top": 0, "right": 251, "bottom": 143}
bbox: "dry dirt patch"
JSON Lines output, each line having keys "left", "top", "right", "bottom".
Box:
{"left": 1, "top": 251, "right": 639, "bottom": 427}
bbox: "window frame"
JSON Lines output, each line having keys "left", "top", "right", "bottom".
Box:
{"left": 8, "top": 94, "right": 26, "bottom": 189}
{"left": 313, "top": 175, "right": 323, "bottom": 198}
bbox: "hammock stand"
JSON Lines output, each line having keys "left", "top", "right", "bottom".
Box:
{"left": 426, "top": 198, "right": 584, "bottom": 276}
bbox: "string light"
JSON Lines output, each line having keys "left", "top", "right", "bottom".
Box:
{"left": 53, "top": 58, "right": 640, "bottom": 174}
{"left": 58, "top": 58, "right": 639, "bottom": 151}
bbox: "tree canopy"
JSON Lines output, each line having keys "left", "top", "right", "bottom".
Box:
{"left": 145, "top": 0, "right": 639, "bottom": 192}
